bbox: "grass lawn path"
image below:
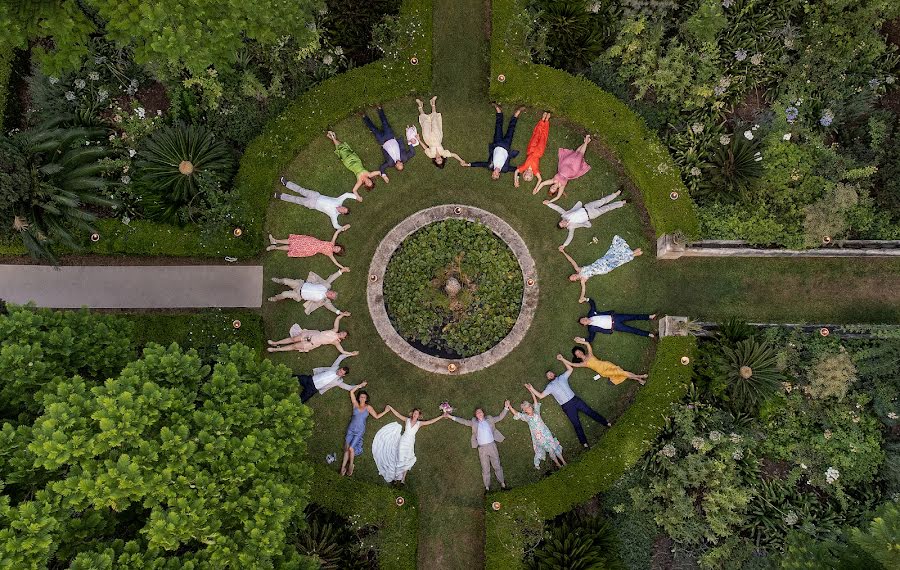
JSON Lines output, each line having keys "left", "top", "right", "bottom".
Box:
{"left": 260, "top": 1, "right": 900, "bottom": 568}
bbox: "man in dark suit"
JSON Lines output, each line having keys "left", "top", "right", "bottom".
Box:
{"left": 363, "top": 106, "right": 415, "bottom": 173}
{"left": 466, "top": 103, "right": 525, "bottom": 179}
{"left": 579, "top": 298, "right": 657, "bottom": 341}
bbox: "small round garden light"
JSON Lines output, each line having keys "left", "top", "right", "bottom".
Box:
{"left": 680, "top": 356, "right": 690, "bottom": 365}
{"left": 492, "top": 501, "right": 501, "bottom": 511}
{"left": 233, "top": 228, "right": 243, "bottom": 237}
{"left": 670, "top": 191, "right": 679, "bottom": 200}
{"left": 369, "top": 274, "right": 378, "bottom": 283}
{"left": 497, "top": 74, "right": 506, "bottom": 83}
{"left": 526, "top": 278, "right": 535, "bottom": 287}
{"left": 447, "top": 363, "right": 458, "bottom": 373}
{"left": 90, "top": 233, "right": 100, "bottom": 242}
{"left": 820, "top": 327, "right": 830, "bottom": 337}
{"left": 410, "top": 57, "right": 419, "bottom": 66}
{"left": 454, "top": 207, "right": 463, "bottom": 215}
{"left": 232, "top": 320, "right": 241, "bottom": 329}
{"left": 395, "top": 496, "right": 405, "bottom": 507}
{"left": 822, "top": 235, "right": 832, "bottom": 244}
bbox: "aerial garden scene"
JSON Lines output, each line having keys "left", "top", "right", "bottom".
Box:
{"left": 1, "top": 1, "right": 899, "bottom": 569}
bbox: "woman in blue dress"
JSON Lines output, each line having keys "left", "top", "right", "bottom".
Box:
{"left": 559, "top": 235, "right": 642, "bottom": 303}
{"left": 340, "top": 382, "right": 390, "bottom": 476}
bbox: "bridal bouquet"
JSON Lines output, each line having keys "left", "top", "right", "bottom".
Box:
{"left": 438, "top": 401, "right": 453, "bottom": 415}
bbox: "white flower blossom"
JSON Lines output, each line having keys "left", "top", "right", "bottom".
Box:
{"left": 334, "top": 46, "right": 344, "bottom": 56}
{"left": 121, "top": 175, "right": 131, "bottom": 184}
{"left": 825, "top": 467, "right": 840, "bottom": 484}
{"left": 88, "top": 72, "right": 100, "bottom": 81}
{"left": 888, "top": 412, "right": 898, "bottom": 420}
{"left": 129, "top": 149, "right": 136, "bottom": 158}
{"left": 732, "top": 449, "right": 744, "bottom": 460}
{"left": 800, "top": 463, "right": 807, "bottom": 469}
{"left": 690, "top": 167, "right": 702, "bottom": 177}
{"left": 735, "top": 48, "right": 748, "bottom": 61}
{"left": 730, "top": 432, "right": 742, "bottom": 443}
{"left": 65, "top": 91, "right": 76, "bottom": 101}
{"left": 121, "top": 216, "right": 131, "bottom": 225}
{"left": 709, "top": 430, "right": 723, "bottom": 442}
{"left": 48, "top": 76, "right": 59, "bottom": 85}
{"left": 783, "top": 133, "right": 792, "bottom": 141}
{"left": 323, "top": 54, "right": 334, "bottom": 65}
{"left": 98, "top": 88, "right": 108, "bottom": 101}
{"left": 719, "top": 134, "right": 731, "bottom": 145}
{"left": 74, "top": 79, "right": 86, "bottom": 89}
{"left": 690, "top": 122, "right": 704, "bottom": 134}
{"left": 135, "top": 107, "right": 146, "bottom": 119}
{"left": 691, "top": 437, "right": 705, "bottom": 450}
{"left": 783, "top": 511, "right": 799, "bottom": 525}
{"left": 659, "top": 444, "right": 677, "bottom": 458}
{"left": 750, "top": 53, "right": 763, "bottom": 65}
{"left": 743, "top": 130, "right": 754, "bottom": 140}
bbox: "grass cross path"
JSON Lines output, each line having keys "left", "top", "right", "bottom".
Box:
{"left": 263, "top": 1, "right": 900, "bottom": 568}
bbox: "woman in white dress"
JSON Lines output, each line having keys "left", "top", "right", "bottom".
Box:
{"left": 372, "top": 407, "right": 446, "bottom": 483}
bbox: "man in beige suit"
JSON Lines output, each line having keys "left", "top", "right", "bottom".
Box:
{"left": 267, "top": 269, "right": 347, "bottom": 313}
{"left": 448, "top": 402, "right": 510, "bottom": 491}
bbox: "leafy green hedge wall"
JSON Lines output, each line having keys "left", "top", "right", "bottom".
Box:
{"left": 489, "top": 0, "right": 699, "bottom": 238}
{"left": 310, "top": 467, "right": 419, "bottom": 570}
{"left": 484, "top": 336, "right": 697, "bottom": 568}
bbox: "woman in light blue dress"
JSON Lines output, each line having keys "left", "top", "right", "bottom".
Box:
{"left": 559, "top": 235, "right": 642, "bottom": 303}
{"left": 505, "top": 395, "right": 566, "bottom": 469}
{"left": 340, "top": 382, "right": 389, "bottom": 477}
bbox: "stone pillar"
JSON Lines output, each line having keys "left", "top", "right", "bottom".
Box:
{"left": 656, "top": 234, "right": 685, "bottom": 260}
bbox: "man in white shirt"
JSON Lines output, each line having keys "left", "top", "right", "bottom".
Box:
{"left": 363, "top": 106, "right": 415, "bottom": 173}
{"left": 579, "top": 298, "right": 656, "bottom": 341}
{"left": 277, "top": 178, "right": 356, "bottom": 230}
{"left": 467, "top": 104, "right": 525, "bottom": 179}
{"left": 543, "top": 191, "right": 628, "bottom": 247}
{"left": 268, "top": 269, "right": 347, "bottom": 313}
{"left": 526, "top": 356, "right": 612, "bottom": 448}
{"left": 297, "top": 353, "right": 356, "bottom": 403}
{"left": 449, "top": 403, "right": 511, "bottom": 490}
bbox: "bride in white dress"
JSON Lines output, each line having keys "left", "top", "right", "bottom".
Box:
{"left": 372, "top": 407, "right": 447, "bottom": 483}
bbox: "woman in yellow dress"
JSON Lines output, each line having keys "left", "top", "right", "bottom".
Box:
{"left": 564, "top": 337, "right": 647, "bottom": 386}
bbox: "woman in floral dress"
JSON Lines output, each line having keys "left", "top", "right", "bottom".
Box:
{"left": 266, "top": 227, "right": 348, "bottom": 269}
{"left": 559, "top": 235, "right": 642, "bottom": 303}
{"left": 506, "top": 394, "right": 566, "bottom": 470}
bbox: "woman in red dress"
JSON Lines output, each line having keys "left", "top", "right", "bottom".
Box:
{"left": 267, "top": 227, "right": 348, "bottom": 270}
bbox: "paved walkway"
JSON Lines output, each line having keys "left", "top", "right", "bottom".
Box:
{"left": 0, "top": 265, "right": 263, "bottom": 308}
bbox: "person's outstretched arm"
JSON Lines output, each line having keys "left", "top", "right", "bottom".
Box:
{"left": 543, "top": 200, "right": 566, "bottom": 215}
{"left": 448, "top": 152, "right": 467, "bottom": 165}
{"left": 558, "top": 247, "right": 581, "bottom": 273}
{"left": 351, "top": 177, "right": 365, "bottom": 197}
{"left": 533, "top": 178, "right": 553, "bottom": 195}
{"left": 574, "top": 337, "right": 595, "bottom": 359}
{"left": 368, "top": 405, "right": 391, "bottom": 419}
{"left": 556, "top": 354, "right": 575, "bottom": 373}
{"left": 525, "top": 383, "right": 548, "bottom": 400}
{"left": 331, "top": 352, "right": 352, "bottom": 369}
{"left": 579, "top": 279, "right": 588, "bottom": 304}
{"left": 494, "top": 401, "right": 510, "bottom": 422}
{"left": 468, "top": 160, "right": 489, "bottom": 168}
{"left": 349, "top": 382, "right": 364, "bottom": 407}
{"left": 562, "top": 226, "right": 577, "bottom": 249}
{"left": 325, "top": 270, "right": 343, "bottom": 286}
{"left": 419, "top": 414, "right": 446, "bottom": 427}
{"left": 387, "top": 406, "right": 408, "bottom": 421}
{"left": 332, "top": 312, "right": 348, "bottom": 331}
{"left": 449, "top": 414, "right": 472, "bottom": 426}
{"left": 588, "top": 298, "right": 598, "bottom": 313}
{"left": 335, "top": 341, "right": 353, "bottom": 356}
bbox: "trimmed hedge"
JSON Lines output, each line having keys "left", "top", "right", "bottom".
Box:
{"left": 484, "top": 336, "right": 697, "bottom": 568}
{"left": 124, "top": 309, "right": 265, "bottom": 358}
{"left": 310, "top": 466, "right": 419, "bottom": 569}
{"left": 489, "top": 0, "right": 699, "bottom": 238}
{"left": 232, "top": 0, "right": 433, "bottom": 254}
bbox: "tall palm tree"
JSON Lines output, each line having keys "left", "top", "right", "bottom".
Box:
{"left": 0, "top": 116, "right": 117, "bottom": 263}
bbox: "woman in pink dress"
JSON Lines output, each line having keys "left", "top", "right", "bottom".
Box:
{"left": 266, "top": 227, "right": 348, "bottom": 269}
{"left": 532, "top": 134, "right": 592, "bottom": 203}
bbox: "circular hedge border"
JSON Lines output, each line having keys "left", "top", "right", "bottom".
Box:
{"left": 367, "top": 205, "right": 538, "bottom": 375}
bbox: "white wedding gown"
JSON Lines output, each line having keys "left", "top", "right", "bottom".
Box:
{"left": 372, "top": 419, "right": 419, "bottom": 482}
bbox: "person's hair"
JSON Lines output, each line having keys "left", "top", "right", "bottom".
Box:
{"left": 339, "top": 366, "right": 350, "bottom": 375}
{"left": 545, "top": 370, "right": 556, "bottom": 378}
{"left": 520, "top": 401, "right": 531, "bottom": 410}
{"left": 357, "top": 390, "right": 369, "bottom": 404}
{"left": 341, "top": 209, "right": 351, "bottom": 215}
{"left": 571, "top": 347, "right": 586, "bottom": 363}
{"left": 410, "top": 407, "right": 421, "bottom": 416}
{"left": 333, "top": 243, "right": 345, "bottom": 255}
{"left": 433, "top": 158, "right": 446, "bottom": 169}
{"left": 339, "top": 331, "right": 349, "bottom": 339}
{"left": 474, "top": 407, "right": 484, "bottom": 416}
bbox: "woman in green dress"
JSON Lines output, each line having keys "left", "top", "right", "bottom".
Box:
{"left": 505, "top": 394, "right": 566, "bottom": 470}
{"left": 327, "top": 130, "right": 388, "bottom": 200}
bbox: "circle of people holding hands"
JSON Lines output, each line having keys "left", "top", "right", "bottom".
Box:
{"left": 266, "top": 96, "right": 658, "bottom": 487}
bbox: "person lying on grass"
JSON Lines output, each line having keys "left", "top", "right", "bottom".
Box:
{"left": 267, "top": 269, "right": 348, "bottom": 313}
{"left": 296, "top": 353, "right": 356, "bottom": 403}
{"left": 327, "top": 130, "right": 388, "bottom": 200}
{"left": 505, "top": 392, "right": 567, "bottom": 470}
{"left": 579, "top": 298, "right": 657, "bottom": 340}
{"left": 416, "top": 96, "right": 468, "bottom": 168}
{"left": 362, "top": 106, "right": 415, "bottom": 173}
{"left": 266, "top": 227, "right": 349, "bottom": 269}
{"left": 465, "top": 103, "right": 525, "bottom": 179}
{"left": 514, "top": 111, "right": 550, "bottom": 188}
{"left": 532, "top": 134, "right": 592, "bottom": 202}
{"left": 341, "top": 384, "right": 390, "bottom": 477}
{"left": 267, "top": 312, "right": 355, "bottom": 354}
{"left": 544, "top": 190, "right": 627, "bottom": 248}
{"left": 563, "top": 338, "right": 648, "bottom": 386}
{"left": 275, "top": 178, "right": 356, "bottom": 229}
{"left": 559, "top": 236, "right": 642, "bottom": 303}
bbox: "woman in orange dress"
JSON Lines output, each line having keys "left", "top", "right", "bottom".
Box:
{"left": 266, "top": 227, "right": 348, "bottom": 269}
{"left": 563, "top": 337, "right": 647, "bottom": 386}
{"left": 514, "top": 112, "right": 550, "bottom": 188}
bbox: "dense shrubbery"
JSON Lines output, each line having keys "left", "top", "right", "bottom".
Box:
{"left": 601, "top": 323, "right": 899, "bottom": 569}
{"left": 383, "top": 220, "right": 524, "bottom": 358}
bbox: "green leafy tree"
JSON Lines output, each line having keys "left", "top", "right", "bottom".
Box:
{"left": 0, "top": 342, "right": 313, "bottom": 567}
{"left": 0, "top": 0, "right": 322, "bottom": 80}
{"left": 0, "top": 116, "right": 118, "bottom": 263}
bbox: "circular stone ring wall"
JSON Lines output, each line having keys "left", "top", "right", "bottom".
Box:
{"left": 367, "top": 205, "right": 538, "bottom": 375}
